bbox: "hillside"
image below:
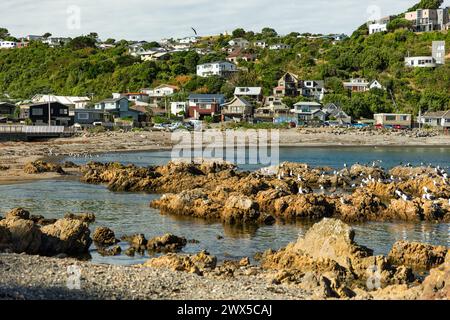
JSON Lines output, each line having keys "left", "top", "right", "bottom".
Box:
{"left": 0, "top": 5, "right": 449, "bottom": 119}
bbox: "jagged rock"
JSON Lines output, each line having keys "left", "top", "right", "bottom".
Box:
{"left": 0, "top": 225, "right": 12, "bottom": 251}
{"left": 92, "top": 227, "right": 117, "bottom": 246}
{"left": 147, "top": 233, "right": 187, "bottom": 253}
{"left": 30, "top": 215, "right": 57, "bottom": 226}
{"left": 0, "top": 217, "right": 41, "bottom": 254}
{"left": 384, "top": 199, "right": 423, "bottom": 221}
{"left": 421, "top": 251, "right": 450, "bottom": 299}
{"left": 5, "top": 208, "right": 30, "bottom": 220}
{"left": 40, "top": 218, "right": 92, "bottom": 256}
{"left": 293, "top": 218, "right": 373, "bottom": 269}
{"left": 273, "top": 194, "right": 334, "bottom": 220}
{"left": 221, "top": 195, "right": 260, "bottom": 224}
{"left": 98, "top": 245, "right": 122, "bottom": 257}
{"left": 24, "top": 161, "right": 65, "bottom": 175}
{"left": 336, "top": 189, "right": 386, "bottom": 222}
{"left": 144, "top": 250, "right": 217, "bottom": 275}
{"left": 388, "top": 241, "right": 448, "bottom": 270}
{"left": 64, "top": 213, "right": 96, "bottom": 224}
{"left": 122, "top": 234, "right": 147, "bottom": 250}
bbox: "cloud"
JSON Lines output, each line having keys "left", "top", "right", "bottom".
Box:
{"left": 1, "top": 0, "right": 449, "bottom": 40}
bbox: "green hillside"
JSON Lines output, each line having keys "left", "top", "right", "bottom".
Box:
{"left": 0, "top": 2, "right": 449, "bottom": 119}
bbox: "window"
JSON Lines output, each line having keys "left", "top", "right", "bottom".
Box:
{"left": 386, "top": 116, "right": 396, "bottom": 121}
{"left": 401, "top": 116, "right": 408, "bottom": 121}
{"left": 31, "top": 108, "right": 44, "bottom": 116}
{"left": 78, "top": 113, "right": 89, "bottom": 120}
{"left": 61, "top": 109, "right": 68, "bottom": 115}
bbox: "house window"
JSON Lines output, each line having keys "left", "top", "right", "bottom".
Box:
{"left": 61, "top": 109, "right": 68, "bottom": 115}
{"left": 78, "top": 113, "right": 89, "bottom": 120}
{"left": 386, "top": 116, "right": 396, "bottom": 121}
{"left": 32, "top": 108, "right": 44, "bottom": 116}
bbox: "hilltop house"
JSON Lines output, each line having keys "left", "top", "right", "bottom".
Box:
{"left": 43, "top": 37, "right": 71, "bottom": 47}
{"left": 221, "top": 96, "right": 253, "bottom": 121}
{"left": 234, "top": 87, "right": 263, "bottom": 102}
{"left": 27, "top": 102, "right": 71, "bottom": 126}
{"left": 113, "top": 92, "right": 150, "bottom": 104}
{"left": 405, "top": 7, "right": 449, "bottom": 32}
{"left": 226, "top": 49, "right": 256, "bottom": 64}
{"left": 254, "top": 41, "right": 267, "bottom": 49}
{"left": 0, "top": 41, "right": 17, "bottom": 49}
{"left": 188, "top": 94, "right": 225, "bottom": 120}
{"left": 0, "top": 102, "right": 16, "bottom": 116}
{"left": 197, "top": 61, "right": 238, "bottom": 78}
{"left": 405, "top": 41, "right": 445, "bottom": 68}
{"left": 343, "top": 79, "right": 384, "bottom": 92}
{"left": 368, "top": 16, "right": 393, "bottom": 34}
{"left": 228, "top": 38, "right": 250, "bottom": 48}
{"left": 269, "top": 44, "right": 291, "bottom": 50}
{"left": 274, "top": 72, "right": 301, "bottom": 97}
{"left": 418, "top": 110, "right": 450, "bottom": 130}
{"left": 302, "top": 80, "right": 326, "bottom": 101}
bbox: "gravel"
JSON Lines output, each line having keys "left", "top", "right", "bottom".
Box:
{"left": 0, "top": 253, "right": 310, "bottom": 300}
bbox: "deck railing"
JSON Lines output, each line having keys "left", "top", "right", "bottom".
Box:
{"left": 0, "top": 125, "right": 74, "bottom": 135}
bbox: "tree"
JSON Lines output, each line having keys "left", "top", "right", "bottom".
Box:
{"left": 232, "top": 28, "right": 246, "bottom": 38}
{"left": 42, "top": 32, "right": 52, "bottom": 39}
{"left": 67, "top": 36, "right": 97, "bottom": 50}
{"left": 0, "top": 28, "right": 10, "bottom": 39}
{"left": 105, "top": 38, "right": 116, "bottom": 44}
{"left": 408, "top": 0, "right": 443, "bottom": 11}
{"left": 261, "top": 27, "right": 278, "bottom": 38}
{"left": 387, "top": 18, "right": 413, "bottom": 32}
{"left": 143, "top": 41, "right": 161, "bottom": 50}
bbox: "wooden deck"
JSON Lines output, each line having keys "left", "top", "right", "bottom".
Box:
{"left": 0, "top": 125, "right": 75, "bottom": 141}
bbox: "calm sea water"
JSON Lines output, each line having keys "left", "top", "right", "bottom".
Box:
{"left": 67, "top": 147, "right": 450, "bottom": 171}
{"left": 0, "top": 147, "right": 449, "bottom": 265}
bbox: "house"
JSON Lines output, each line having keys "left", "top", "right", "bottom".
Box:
{"left": 254, "top": 100, "right": 290, "bottom": 123}
{"left": 405, "top": 41, "right": 445, "bottom": 68}
{"left": 374, "top": 113, "right": 413, "bottom": 128}
{"left": 0, "top": 102, "right": 16, "bottom": 116}
{"left": 343, "top": 78, "right": 370, "bottom": 92}
{"left": 187, "top": 94, "right": 225, "bottom": 119}
{"left": 418, "top": 110, "right": 450, "bottom": 130}
{"left": 28, "top": 102, "right": 71, "bottom": 126}
{"left": 95, "top": 97, "right": 141, "bottom": 122}
{"left": 170, "top": 102, "right": 188, "bottom": 116}
{"left": 269, "top": 44, "right": 291, "bottom": 50}
{"left": 113, "top": 93, "right": 150, "bottom": 103}
{"left": 25, "top": 35, "right": 44, "bottom": 42}
{"left": 221, "top": 96, "right": 253, "bottom": 121}
{"left": 43, "top": 37, "right": 71, "bottom": 47}
{"left": 228, "top": 38, "right": 250, "bottom": 49}
{"left": 0, "top": 41, "right": 17, "bottom": 49}
{"left": 196, "top": 61, "right": 238, "bottom": 78}
{"left": 368, "top": 16, "right": 392, "bottom": 34}
{"left": 74, "top": 109, "right": 108, "bottom": 126}
{"left": 254, "top": 41, "right": 267, "bottom": 49}
{"left": 405, "top": 7, "right": 449, "bottom": 32}
{"left": 274, "top": 72, "right": 301, "bottom": 97}
{"left": 31, "top": 95, "right": 91, "bottom": 116}
{"left": 302, "top": 80, "right": 326, "bottom": 101}
{"left": 141, "top": 85, "right": 179, "bottom": 106}
{"left": 323, "top": 103, "right": 352, "bottom": 124}
{"left": 141, "top": 51, "right": 171, "bottom": 61}
{"left": 226, "top": 49, "right": 256, "bottom": 64}
{"left": 369, "top": 80, "right": 385, "bottom": 90}
{"left": 234, "top": 87, "right": 263, "bottom": 102}
{"left": 178, "top": 36, "right": 200, "bottom": 44}
{"left": 291, "top": 102, "right": 325, "bottom": 123}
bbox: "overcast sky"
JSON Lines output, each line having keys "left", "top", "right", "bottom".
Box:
{"left": 1, "top": 0, "right": 449, "bottom": 41}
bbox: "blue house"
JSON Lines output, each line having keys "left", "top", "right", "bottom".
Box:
{"left": 94, "top": 97, "right": 141, "bottom": 122}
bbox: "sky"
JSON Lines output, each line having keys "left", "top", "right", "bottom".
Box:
{"left": 1, "top": 0, "right": 449, "bottom": 41}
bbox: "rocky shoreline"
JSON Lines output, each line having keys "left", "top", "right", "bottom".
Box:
{"left": 0, "top": 212, "right": 448, "bottom": 300}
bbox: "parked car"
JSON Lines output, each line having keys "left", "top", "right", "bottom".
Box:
{"left": 352, "top": 123, "right": 369, "bottom": 128}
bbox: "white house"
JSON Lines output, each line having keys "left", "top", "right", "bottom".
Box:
{"left": 141, "top": 85, "right": 179, "bottom": 106}
{"left": 196, "top": 61, "right": 238, "bottom": 77}
{"left": 269, "top": 44, "right": 291, "bottom": 50}
{"left": 178, "top": 36, "right": 200, "bottom": 44}
{"left": 170, "top": 102, "right": 188, "bottom": 116}
{"left": 418, "top": 110, "right": 450, "bottom": 129}
{"left": 234, "top": 87, "right": 263, "bottom": 101}
{"left": 43, "top": 37, "right": 71, "bottom": 47}
{"left": 369, "top": 80, "right": 385, "bottom": 90}
{"left": 405, "top": 56, "right": 437, "bottom": 68}
{"left": 0, "top": 41, "right": 17, "bottom": 49}
{"left": 369, "top": 22, "right": 388, "bottom": 34}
